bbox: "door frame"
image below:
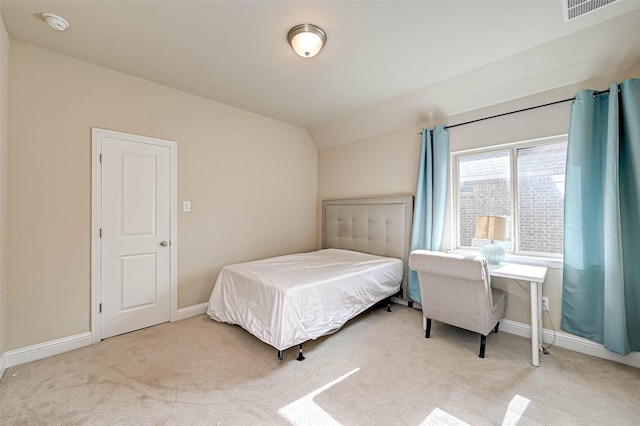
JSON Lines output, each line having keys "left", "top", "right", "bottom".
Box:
{"left": 91, "top": 127, "right": 178, "bottom": 343}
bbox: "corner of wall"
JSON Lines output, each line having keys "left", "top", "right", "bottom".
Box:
{"left": 0, "top": 10, "right": 10, "bottom": 378}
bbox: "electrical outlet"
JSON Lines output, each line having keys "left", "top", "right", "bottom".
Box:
{"left": 542, "top": 296, "right": 549, "bottom": 311}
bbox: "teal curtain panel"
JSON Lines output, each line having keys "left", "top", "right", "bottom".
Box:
{"left": 562, "top": 78, "right": 640, "bottom": 355}
{"left": 408, "top": 125, "right": 449, "bottom": 303}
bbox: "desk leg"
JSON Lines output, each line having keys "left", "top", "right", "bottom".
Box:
{"left": 530, "top": 281, "right": 541, "bottom": 367}
{"left": 537, "top": 281, "right": 543, "bottom": 349}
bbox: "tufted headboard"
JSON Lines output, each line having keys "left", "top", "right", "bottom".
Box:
{"left": 322, "top": 195, "right": 414, "bottom": 298}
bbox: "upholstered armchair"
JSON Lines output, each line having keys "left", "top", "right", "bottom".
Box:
{"left": 408, "top": 250, "right": 506, "bottom": 358}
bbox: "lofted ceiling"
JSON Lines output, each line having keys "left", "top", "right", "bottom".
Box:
{"left": 2, "top": 1, "right": 640, "bottom": 148}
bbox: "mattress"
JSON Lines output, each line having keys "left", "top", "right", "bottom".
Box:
{"left": 207, "top": 248, "right": 403, "bottom": 351}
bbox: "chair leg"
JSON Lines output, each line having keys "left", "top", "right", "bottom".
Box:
{"left": 479, "top": 334, "right": 487, "bottom": 358}
{"left": 494, "top": 321, "right": 500, "bottom": 334}
{"left": 425, "top": 318, "right": 431, "bottom": 338}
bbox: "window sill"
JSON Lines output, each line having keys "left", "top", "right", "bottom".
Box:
{"left": 449, "top": 249, "right": 563, "bottom": 270}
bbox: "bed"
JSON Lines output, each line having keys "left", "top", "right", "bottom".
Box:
{"left": 207, "top": 195, "right": 413, "bottom": 360}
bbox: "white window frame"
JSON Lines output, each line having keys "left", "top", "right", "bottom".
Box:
{"left": 450, "top": 134, "right": 567, "bottom": 269}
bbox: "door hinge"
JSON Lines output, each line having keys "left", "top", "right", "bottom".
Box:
{"left": 99, "top": 153, "right": 102, "bottom": 163}
{"left": 99, "top": 228, "right": 102, "bottom": 238}
{"left": 99, "top": 303, "right": 102, "bottom": 313}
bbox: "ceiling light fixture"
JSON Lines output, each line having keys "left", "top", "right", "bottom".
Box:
{"left": 287, "top": 23, "right": 327, "bottom": 58}
{"left": 42, "top": 13, "right": 69, "bottom": 31}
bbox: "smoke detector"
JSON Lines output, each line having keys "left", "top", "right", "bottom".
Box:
{"left": 42, "top": 13, "right": 69, "bottom": 31}
{"left": 563, "top": 0, "right": 618, "bottom": 22}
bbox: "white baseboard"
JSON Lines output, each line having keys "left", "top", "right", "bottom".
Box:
{"left": 391, "top": 297, "right": 422, "bottom": 309}
{"left": 174, "top": 302, "right": 208, "bottom": 322}
{"left": 2, "top": 303, "right": 210, "bottom": 371}
{"left": 398, "top": 301, "right": 640, "bottom": 368}
{"left": 4, "top": 332, "right": 92, "bottom": 369}
{"left": 5, "top": 304, "right": 638, "bottom": 371}
{"left": 500, "top": 319, "right": 640, "bottom": 369}
{"left": 0, "top": 352, "right": 6, "bottom": 379}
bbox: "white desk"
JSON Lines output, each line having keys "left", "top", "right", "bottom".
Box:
{"left": 488, "top": 262, "right": 548, "bottom": 367}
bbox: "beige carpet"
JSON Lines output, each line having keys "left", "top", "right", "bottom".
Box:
{"left": 1, "top": 305, "right": 639, "bottom": 425}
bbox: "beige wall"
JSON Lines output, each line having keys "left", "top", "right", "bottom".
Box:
{"left": 318, "top": 66, "right": 640, "bottom": 332}
{"left": 6, "top": 41, "right": 317, "bottom": 350}
{"left": 0, "top": 14, "right": 9, "bottom": 367}
{"left": 316, "top": 126, "right": 422, "bottom": 244}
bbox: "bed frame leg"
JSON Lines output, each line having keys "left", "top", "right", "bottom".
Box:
{"left": 386, "top": 301, "right": 392, "bottom": 312}
{"left": 277, "top": 350, "right": 283, "bottom": 361}
{"left": 296, "top": 344, "right": 305, "bottom": 361}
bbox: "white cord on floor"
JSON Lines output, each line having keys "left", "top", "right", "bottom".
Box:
{"left": 543, "top": 308, "right": 557, "bottom": 351}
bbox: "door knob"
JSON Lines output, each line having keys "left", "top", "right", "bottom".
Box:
{"left": 160, "top": 241, "right": 169, "bottom": 247}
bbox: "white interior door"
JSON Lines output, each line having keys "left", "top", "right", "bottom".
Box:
{"left": 100, "top": 133, "right": 172, "bottom": 339}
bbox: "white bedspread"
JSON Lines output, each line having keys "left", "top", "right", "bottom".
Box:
{"left": 207, "top": 249, "right": 403, "bottom": 351}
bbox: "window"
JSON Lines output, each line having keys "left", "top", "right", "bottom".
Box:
{"left": 453, "top": 136, "right": 567, "bottom": 258}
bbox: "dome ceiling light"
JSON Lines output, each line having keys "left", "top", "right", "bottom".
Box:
{"left": 287, "top": 23, "right": 327, "bottom": 58}
{"left": 42, "top": 13, "right": 69, "bottom": 31}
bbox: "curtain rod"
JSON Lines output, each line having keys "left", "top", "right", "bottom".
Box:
{"left": 418, "top": 88, "right": 611, "bottom": 134}
{"left": 444, "top": 97, "right": 574, "bottom": 130}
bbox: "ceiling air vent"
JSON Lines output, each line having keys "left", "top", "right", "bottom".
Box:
{"left": 563, "top": 0, "right": 618, "bottom": 22}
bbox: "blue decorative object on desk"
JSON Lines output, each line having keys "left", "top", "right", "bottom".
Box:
{"left": 481, "top": 243, "right": 505, "bottom": 265}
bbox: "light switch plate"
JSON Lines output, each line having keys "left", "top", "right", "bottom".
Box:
{"left": 183, "top": 201, "right": 191, "bottom": 212}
